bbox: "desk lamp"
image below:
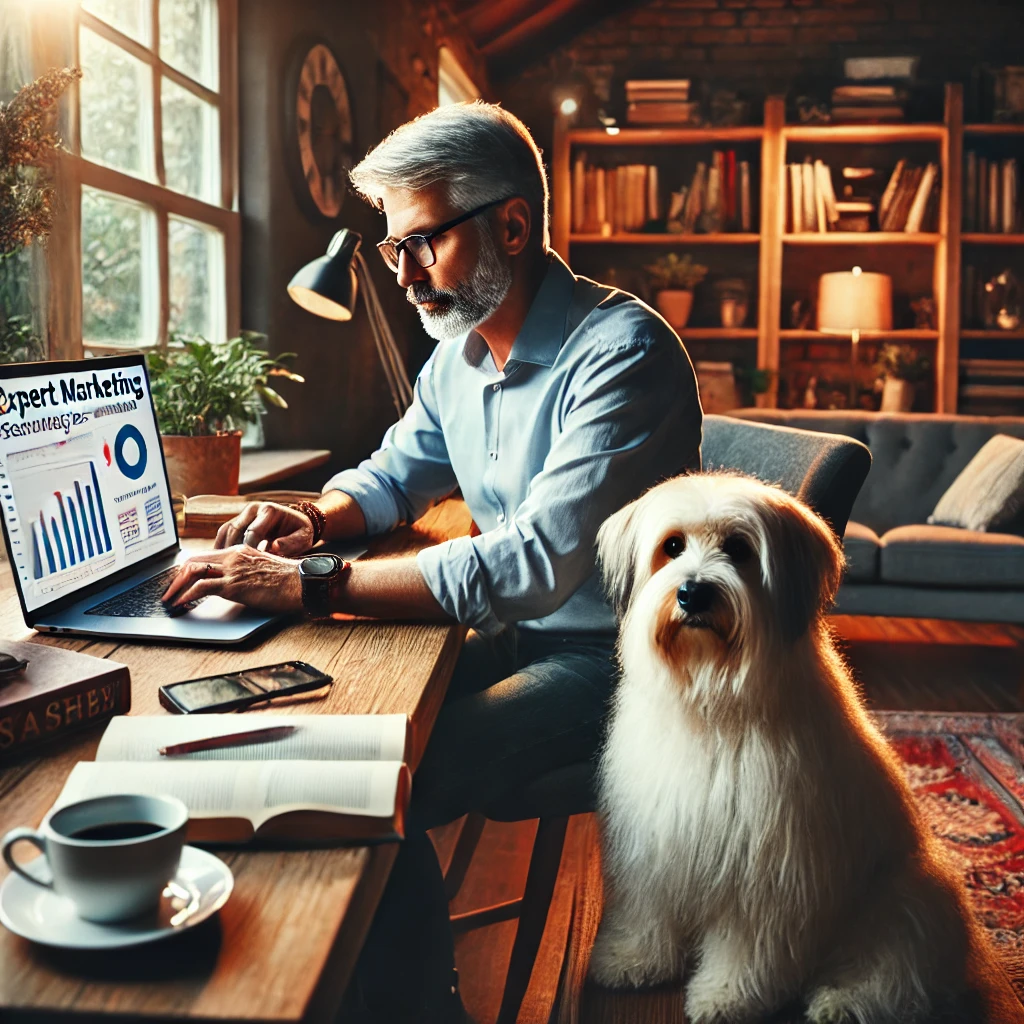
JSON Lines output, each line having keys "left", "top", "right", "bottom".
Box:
{"left": 287, "top": 229, "right": 413, "bottom": 418}
{"left": 817, "top": 266, "right": 892, "bottom": 409}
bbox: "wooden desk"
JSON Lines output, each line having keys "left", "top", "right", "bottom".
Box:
{"left": 239, "top": 449, "right": 331, "bottom": 492}
{"left": 0, "top": 499, "right": 471, "bottom": 1024}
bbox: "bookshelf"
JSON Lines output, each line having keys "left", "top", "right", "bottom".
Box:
{"left": 550, "top": 83, "right": 992, "bottom": 414}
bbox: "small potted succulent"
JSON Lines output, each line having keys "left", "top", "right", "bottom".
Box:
{"left": 147, "top": 333, "right": 303, "bottom": 497}
{"left": 644, "top": 253, "right": 708, "bottom": 330}
{"left": 873, "top": 343, "right": 929, "bottom": 413}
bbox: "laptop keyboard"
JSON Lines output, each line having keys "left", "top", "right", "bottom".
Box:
{"left": 84, "top": 567, "right": 202, "bottom": 618}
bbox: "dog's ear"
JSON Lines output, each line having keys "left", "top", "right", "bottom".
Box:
{"left": 760, "top": 493, "right": 844, "bottom": 642}
{"left": 597, "top": 498, "right": 642, "bottom": 620}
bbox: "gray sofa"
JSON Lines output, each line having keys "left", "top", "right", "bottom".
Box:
{"left": 726, "top": 409, "right": 1024, "bottom": 623}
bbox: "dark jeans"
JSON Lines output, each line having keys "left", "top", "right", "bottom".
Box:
{"left": 354, "top": 626, "right": 617, "bottom": 1022}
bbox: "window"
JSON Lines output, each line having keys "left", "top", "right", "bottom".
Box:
{"left": 47, "top": 0, "right": 239, "bottom": 355}
{"left": 437, "top": 47, "right": 480, "bottom": 107}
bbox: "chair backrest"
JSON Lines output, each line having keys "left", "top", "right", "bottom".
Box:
{"left": 702, "top": 413, "right": 872, "bottom": 538}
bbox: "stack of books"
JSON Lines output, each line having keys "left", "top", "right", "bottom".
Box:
{"left": 625, "top": 79, "right": 701, "bottom": 126}
{"left": 830, "top": 83, "right": 907, "bottom": 123}
{"left": 667, "top": 151, "right": 752, "bottom": 234}
{"left": 571, "top": 157, "right": 660, "bottom": 234}
{"left": 965, "top": 152, "right": 1020, "bottom": 233}
{"left": 960, "top": 359, "right": 1024, "bottom": 415}
{"left": 786, "top": 157, "right": 939, "bottom": 233}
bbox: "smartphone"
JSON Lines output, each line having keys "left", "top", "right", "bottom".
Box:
{"left": 158, "top": 661, "right": 332, "bottom": 714}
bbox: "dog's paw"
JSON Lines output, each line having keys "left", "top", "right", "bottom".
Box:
{"left": 588, "top": 926, "right": 681, "bottom": 989}
{"left": 684, "top": 972, "right": 761, "bottom": 1024}
{"left": 804, "top": 987, "right": 860, "bottom": 1024}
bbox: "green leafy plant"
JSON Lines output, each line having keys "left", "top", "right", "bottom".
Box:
{"left": 147, "top": 332, "right": 304, "bottom": 437}
{"left": 643, "top": 253, "right": 709, "bottom": 292}
{"left": 873, "top": 343, "right": 930, "bottom": 383}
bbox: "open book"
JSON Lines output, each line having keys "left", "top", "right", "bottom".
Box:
{"left": 54, "top": 714, "right": 412, "bottom": 844}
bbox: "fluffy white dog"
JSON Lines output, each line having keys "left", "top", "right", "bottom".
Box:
{"left": 589, "top": 473, "right": 1021, "bottom": 1024}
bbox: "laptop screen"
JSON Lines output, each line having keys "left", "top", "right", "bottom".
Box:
{"left": 0, "top": 356, "right": 177, "bottom": 614}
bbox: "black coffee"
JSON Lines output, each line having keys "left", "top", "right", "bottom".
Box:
{"left": 69, "top": 821, "right": 165, "bottom": 841}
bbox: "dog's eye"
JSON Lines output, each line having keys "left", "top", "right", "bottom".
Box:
{"left": 662, "top": 535, "right": 685, "bottom": 558}
{"left": 722, "top": 535, "right": 752, "bottom": 563}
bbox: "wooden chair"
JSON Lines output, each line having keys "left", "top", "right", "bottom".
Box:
{"left": 444, "top": 414, "right": 873, "bottom": 1024}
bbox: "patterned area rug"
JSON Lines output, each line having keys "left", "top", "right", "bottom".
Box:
{"left": 874, "top": 711, "right": 1024, "bottom": 1000}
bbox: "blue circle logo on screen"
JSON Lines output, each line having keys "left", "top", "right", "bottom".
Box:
{"left": 114, "top": 424, "right": 148, "bottom": 480}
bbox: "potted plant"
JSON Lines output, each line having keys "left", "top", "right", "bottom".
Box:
{"left": 147, "top": 333, "right": 303, "bottom": 496}
{"left": 873, "top": 343, "right": 929, "bottom": 413}
{"left": 644, "top": 253, "right": 708, "bottom": 330}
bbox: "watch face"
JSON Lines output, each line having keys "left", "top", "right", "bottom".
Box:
{"left": 302, "top": 555, "right": 338, "bottom": 577}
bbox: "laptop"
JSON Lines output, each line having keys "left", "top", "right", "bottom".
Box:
{"left": 0, "top": 354, "right": 283, "bottom": 644}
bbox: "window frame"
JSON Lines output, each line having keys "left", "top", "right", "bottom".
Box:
{"left": 437, "top": 46, "right": 480, "bottom": 107}
{"left": 36, "top": 0, "right": 240, "bottom": 359}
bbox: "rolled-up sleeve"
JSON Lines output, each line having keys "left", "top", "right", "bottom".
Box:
{"left": 416, "top": 329, "right": 701, "bottom": 634}
{"left": 323, "top": 348, "right": 458, "bottom": 535}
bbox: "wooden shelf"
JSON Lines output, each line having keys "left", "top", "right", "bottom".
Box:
{"left": 680, "top": 328, "right": 758, "bottom": 339}
{"left": 961, "top": 233, "right": 1024, "bottom": 244}
{"left": 784, "top": 232, "right": 940, "bottom": 245}
{"left": 570, "top": 233, "right": 759, "bottom": 245}
{"left": 961, "top": 329, "right": 1024, "bottom": 340}
{"left": 780, "top": 329, "right": 939, "bottom": 341}
{"left": 782, "top": 123, "right": 946, "bottom": 143}
{"left": 569, "top": 126, "right": 763, "bottom": 146}
{"left": 964, "top": 124, "right": 1024, "bottom": 136}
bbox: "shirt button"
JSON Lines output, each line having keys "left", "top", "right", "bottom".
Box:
{"left": 492, "top": 383, "right": 500, "bottom": 392}
{"left": 489, "top": 451, "right": 498, "bottom": 460}
{"left": 496, "top": 512, "right": 505, "bottom": 523}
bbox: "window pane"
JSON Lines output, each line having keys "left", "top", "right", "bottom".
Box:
{"left": 169, "top": 216, "right": 225, "bottom": 342}
{"left": 160, "top": 0, "right": 218, "bottom": 89}
{"left": 81, "top": 0, "right": 149, "bottom": 45}
{"left": 81, "top": 188, "right": 158, "bottom": 346}
{"left": 79, "top": 28, "right": 154, "bottom": 178}
{"left": 162, "top": 77, "right": 219, "bottom": 202}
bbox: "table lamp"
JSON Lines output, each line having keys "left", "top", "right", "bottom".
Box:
{"left": 288, "top": 229, "right": 413, "bottom": 417}
{"left": 817, "top": 266, "right": 892, "bottom": 408}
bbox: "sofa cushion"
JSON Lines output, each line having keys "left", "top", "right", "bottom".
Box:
{"left": 928, "top": 434, "right": 1024, "bottom": 532}
{"left": 879, "top": 524, "right": 1024, "bottom": 588}
{"left": 843, "top": 521, "right": 881, "bottom": 582}
{"left": 726, "top": 410, "right": 1024, "bottom": 534}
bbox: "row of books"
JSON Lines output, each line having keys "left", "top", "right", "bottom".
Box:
{"left": 668, "top": 152, "right": 753, "bottom": 234}
{"left": 960, "top": 359, "right": 1024, "bottom": 414}
{"left": 572, "top": 159, "right": 660, "bottom": 234}
{"left": 786, "top": 158, "right": 939, "bottom": 233}
{"left": 964, "top": 153, "right": 1021, "bottom": 233}
{"left": 625, "top": 78, "right": 700, "bottom": 126}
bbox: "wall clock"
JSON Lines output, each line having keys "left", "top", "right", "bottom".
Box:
{"left": 288, "top": 42, "right": 354, "bottom": 219}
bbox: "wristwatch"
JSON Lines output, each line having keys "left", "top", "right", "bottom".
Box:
{"left": 298, "top": 554, "right": 349, "bottom": 618}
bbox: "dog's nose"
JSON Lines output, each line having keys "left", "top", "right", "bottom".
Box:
{"left": 677, "top": 580, "right": 714, "bottom": 614}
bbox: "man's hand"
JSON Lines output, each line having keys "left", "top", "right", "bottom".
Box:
{"left": 161, "top": 546, "right": 303, "bottom": 614}
{"left": 214, "top": 501, "right": 314, "bottom": 555}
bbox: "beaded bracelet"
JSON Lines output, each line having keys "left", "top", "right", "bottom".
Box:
{"left": 291, "top": 501, "right": 327, "bottom": 546}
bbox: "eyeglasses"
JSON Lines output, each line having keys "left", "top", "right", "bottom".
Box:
{"left": 376, "top": 195, "right": 516, "bottom": 273}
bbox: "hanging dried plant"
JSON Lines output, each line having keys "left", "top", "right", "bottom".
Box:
{"left": 0, "top": 66, "right": 81, "bottom": 257}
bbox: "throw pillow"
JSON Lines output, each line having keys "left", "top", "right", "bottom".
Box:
{"left": 928, "top": 434, "right": 1024, "bottom": 532}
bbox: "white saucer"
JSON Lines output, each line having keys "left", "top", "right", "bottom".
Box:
{"left": 0, "top": 845, "right": 233, "bottom": 949}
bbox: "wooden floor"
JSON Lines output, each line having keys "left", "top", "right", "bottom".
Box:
{"left": 432, "top": 615, "right": 1024, "bottom": 1024}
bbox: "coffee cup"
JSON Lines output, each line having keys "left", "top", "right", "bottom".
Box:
{"left": 1, "top": 793, "right": 188, "bottom": 923}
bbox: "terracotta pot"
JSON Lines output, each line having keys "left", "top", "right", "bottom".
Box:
{"left": 655, "top": 289, "right": 695, "bottom": 330}
{"left": 161, "top": 432, "right": 242, "bottom": 497}
{"left": 880, "top": 377, "right": 915, "bottom": 413}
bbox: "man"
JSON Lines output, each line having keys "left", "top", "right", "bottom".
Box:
{"left": 163, "top": 101, "right": 702, "bottom": 1022}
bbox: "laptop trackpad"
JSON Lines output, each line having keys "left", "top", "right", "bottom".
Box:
{"left": 185, "top": 596, "right": 245, "bottom": 621}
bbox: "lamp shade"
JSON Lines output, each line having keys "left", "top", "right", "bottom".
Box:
{"left": 287, "top": 229, "right": 362, "bottom": 321}
{"left": 817, "top": 269, "right": 892, "bottom": 333}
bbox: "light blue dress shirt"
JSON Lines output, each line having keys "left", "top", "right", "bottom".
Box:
{"left": 324, "top": 254, "right": 702, "bottom": 637}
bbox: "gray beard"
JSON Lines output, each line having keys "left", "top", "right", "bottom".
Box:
{"left": 408, "top": 231, "right": 512, "bottom": 342}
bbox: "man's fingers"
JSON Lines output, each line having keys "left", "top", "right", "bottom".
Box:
{"left": 162, "top": 558, "right": 223, "bottom": 604}
{"left": 269, "top": 529, "right": 311, "bottom": 556}
{"left": 214, "top": 504, "right": 262, "bottom": 550}
{"left": 171, "top": 576, "right": 226, "bottom": 607}
{"left": 241, "top": 505, "right": 279, "bottom": 547}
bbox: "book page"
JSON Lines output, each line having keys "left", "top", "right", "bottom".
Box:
{"left": 55, "top": 759, "right": 405, "bottom": 828}
{"left": 95, "top": 714, "right": 408, "bottom": 763}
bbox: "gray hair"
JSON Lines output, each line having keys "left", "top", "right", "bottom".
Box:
{"left": 349, "top": 101, "right": 549, "bottom": 249}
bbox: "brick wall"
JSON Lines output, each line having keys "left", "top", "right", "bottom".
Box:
{"left": 500, "top": 0, "right": 1024, "bottom": 158}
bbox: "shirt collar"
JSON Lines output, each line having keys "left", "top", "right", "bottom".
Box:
{"left": 462, "top": 253, "right": 576, "bottom": 370}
